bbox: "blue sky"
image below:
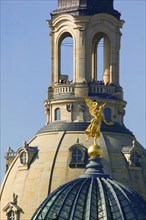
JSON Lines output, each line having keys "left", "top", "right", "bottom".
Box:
{"left": 1, "top": 0, "right": 145, "bottom": 180}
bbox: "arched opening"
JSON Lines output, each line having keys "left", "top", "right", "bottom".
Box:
{"left": 92, "top": 33, "right": 110, "bottom": 85}
{"left": 54, "top": 108, "right": 61, "bottom": 121}
{"left": 58, "top": 33, "right": 74, "bottom": 84}
{"left": 97, "top": 38, "right": 104, "bottom": 81}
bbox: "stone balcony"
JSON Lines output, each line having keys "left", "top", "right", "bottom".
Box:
{"left": 48, "top": 81, "right": 123, "bottom": 100}
{"left": 5, "top": 151, "right": 17, "bottom": 158}
{"left": 5, "top": 150, "right": 17, "bottom": 171}
{"left": 53, "top": 83, "right": 75, "bottom": 99}
{"left": 88, "top": 82, "right": 123, "bottom": 99}
{"left": 89, "top": 82, "right": 116, "bottom": 95}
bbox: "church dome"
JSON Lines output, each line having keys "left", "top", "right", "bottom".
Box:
{"left": 31, "top": 158, "right": 146, "bottom": 220}
{"left": 1, "top": 2, "right": 146, "bottom": 220}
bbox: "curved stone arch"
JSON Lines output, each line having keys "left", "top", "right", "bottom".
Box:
{"left": 50, "top": 14, "right": 77, "bottom": 86}
{"left": 52, "top": 14, "right": 77, "bottom": 30}
{"left": 86, "top": 25, "right": 112, "bottom": 58}
{"left": 88, "top": 24, "right": 111, "bottom": 39}
{"left": 87, "top": 14, "right": 119, "bottom": 42}
{"left": 56, "top": 29, "right": 76, "bottom": 50}
{"left": 90, "top": 13, "right": 123, "bottom": 29}
{"left": 55, "top": 29, "right": 76, "bottom": 82}
{"left": 53, "top": 21, "right": 77, "bottom": 35}
{"left": 85, "top": 14, "right": 123, "bottom": 84}
{"left": 91, "top": 32, "right": 111, "bottom": 83}
{"left": 69, "top": 143, "right": 87, "bottom": 152}
{"left": 85, "top": 27, "right": 111, "bottom": 83}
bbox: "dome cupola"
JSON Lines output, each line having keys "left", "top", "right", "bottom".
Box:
{"left": 31, "top": 98, "right": 146, "bottom": 220}
{"left": 31, "top": 158, "right": 146, "bottom": 220}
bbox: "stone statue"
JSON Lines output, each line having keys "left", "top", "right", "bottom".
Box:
{"left": 84, "top": 97, "right": 113, "bottom": 145}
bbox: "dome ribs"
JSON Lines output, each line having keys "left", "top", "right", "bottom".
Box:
{"left": 83, "top": 178, "right": 96, "bottom": 220}
{"left": 68, "top": 178, "right": 91, "bottom": 220}
{"left": 31, "top": 177, "right": 146, "bottom": 219}
{"left": 97, "top": 177, "right": 112, "bottom": 220}
{"left": 102, "top": 178, "right": 125, "bottom": 220}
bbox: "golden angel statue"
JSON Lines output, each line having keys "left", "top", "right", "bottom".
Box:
{"left": 84, "top": 97, "right": 113, "bottom": 144}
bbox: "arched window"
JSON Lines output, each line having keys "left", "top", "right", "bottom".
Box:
{"left": 69, "top": 144, "right": 88, "bottom": 168}
{"left": 59, "top": 34, "right": 74, "bottom": 83}
{"left": 54, "top": 108, "right": 61, "bottom": 121}
{"left": 8, "top": 210, "right": 15, "bottom": 220}
{"left": 20, "top": 152, "right": 27, "bottom": 165}
{"left": 104, "top": 108, "right": 111, "bottom": 122}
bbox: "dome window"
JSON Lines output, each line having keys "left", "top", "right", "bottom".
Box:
{"left": 72, "top": 148, "right": 82, "bottom": 162}
{"left": 103, "top": 107, "right": 111, "bottom": 122}
{"left": 20, "top": 152, "right": 27, "bottom": 165}
{"left": 69, "top": 143, "right": 88, "bottom": 168}
{"left": 122, "top": 140, "right": 142, "bottom": 168}
{"left": 130, "top": 152, "right": 141, "bottom": 167}
{"left": 3, "top": 193, "right": 21, "bottom": 220}
{"left": 54, "top": 108, "right": 61, "bottom": 121}
{"left": 18, "top": 142, "right": 38, "bottom": 170}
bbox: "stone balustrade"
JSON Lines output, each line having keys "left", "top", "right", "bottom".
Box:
{"left": 53, "top": 84, "right": 75, "bottom": 98}
{"left": 5, "top": 151, "right": 17, "bottom": 158}
{"left": 89, "top": 83, "right": 116, "bottom": 95}
{"left": 53, "top": 82, "right": 119, "bottom": 98}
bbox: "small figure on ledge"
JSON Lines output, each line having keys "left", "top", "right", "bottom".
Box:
{"left": 84, "top": 97, "right": 113, "bottom": 157}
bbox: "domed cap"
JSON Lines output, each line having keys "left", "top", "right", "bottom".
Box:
{"left": 51, "top": 0, "right": 121, "bottom": 19}
{"left": 31, "top": 158, "right": 146, "bottom": 220}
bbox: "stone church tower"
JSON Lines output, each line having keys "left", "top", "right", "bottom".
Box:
{"left": 1, "top": 1, "right": 146, "bottom": 219}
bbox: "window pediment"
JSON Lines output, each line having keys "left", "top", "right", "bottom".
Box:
{"left": 3, "top": 193, "right": 22, "bottom": 220}
{"left": 122, "top": 140, "right": 142, "bottom": 167}
{"left": 18, "top": 142, "right": 38, "bottom": 170}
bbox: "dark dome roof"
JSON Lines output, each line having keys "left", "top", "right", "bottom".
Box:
{"left": 38, "top": 122, "right": 134, "bottom": 137}
{"left": 31, "top": 158, "right": 146, "bottom": 220}
{"left": 51, "top": 0, "right": 121, "bottom": 19}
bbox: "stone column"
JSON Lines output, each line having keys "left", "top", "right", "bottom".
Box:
{"left": 110, "top": 30, "right": 121, "bottom": 85}
{"left": 75, "top": 28, "right": 86, "bottom": 83}
{"left": 103, "top": 37, "right": 110, "bottom": 84}
{"left": 54, "top": 34, "right": 60, "bottom": 84}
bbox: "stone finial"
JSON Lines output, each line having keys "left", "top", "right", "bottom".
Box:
{"left": 132, "top": 139, "right": 136, "bottom": 147}
{"left": 76, "top": 138, "right": 79, "bottom": 144}
{"left": 23, "top": 141, "right": 28, "bottom": 148}
{"left": 12, "top": 193, "right": 18, "bottom": 204}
